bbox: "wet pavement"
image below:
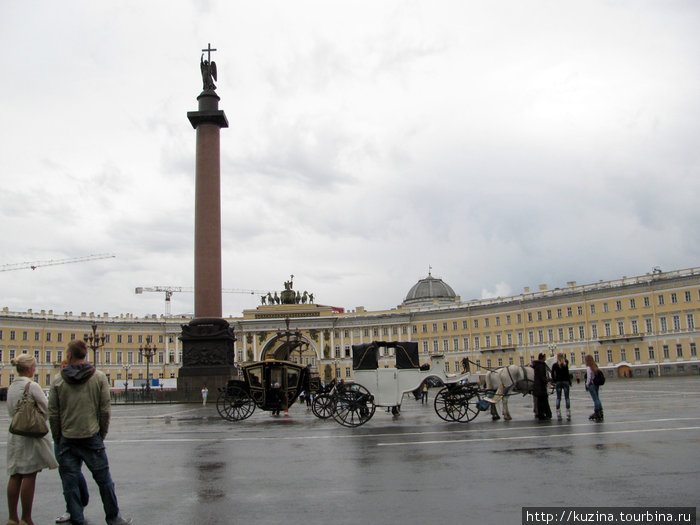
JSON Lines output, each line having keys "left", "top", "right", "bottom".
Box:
{"left": 1, "top": 376, "right": 699, "bottom": 524}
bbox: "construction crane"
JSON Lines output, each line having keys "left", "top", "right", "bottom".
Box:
{"left": 135, "top": 285, "right": 268, "bottom": 315}
{"left": 1, "top": 254, "right": 116, "bottom": 272}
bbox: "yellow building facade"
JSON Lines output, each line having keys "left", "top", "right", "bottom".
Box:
{"left": 1, "top": 266, "right": 698, "bottom": 390}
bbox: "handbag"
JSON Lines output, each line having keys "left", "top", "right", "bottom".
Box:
{"left": 9, "top": 382, "right": 49, "bottom": 437}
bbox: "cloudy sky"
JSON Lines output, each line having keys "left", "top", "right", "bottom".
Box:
{"left": 1, "top": 1, "right": 698, "bottom": 318}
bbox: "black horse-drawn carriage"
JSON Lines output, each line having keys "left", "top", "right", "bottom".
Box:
{"left": 216, "top": 359, "right": 311, "bottom": 421}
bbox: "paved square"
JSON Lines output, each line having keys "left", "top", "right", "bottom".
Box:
{"left": 1, "top": 376, "right": 698, "bottom": 524}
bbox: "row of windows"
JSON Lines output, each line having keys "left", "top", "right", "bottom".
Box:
{"left": 0, "top": 330, "right": 177, "bottom": 345}
{"left": 0, "top": 348, "right": 180, "bottom": 365}
{"left": 457, "top": 342, "right": 698, "bottom": 372}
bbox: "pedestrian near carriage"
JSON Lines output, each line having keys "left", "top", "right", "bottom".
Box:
{"left": 201, "top": 386, "right": 209, "bottom": 406}
{"left": 48, "top": 340, "right": 132, "bottom": 525}
{"left": 584, "top": 354, "right": 604, "bottom": 421}
{"left": 6, "top": 354, "right": 58, "bottom": 525}
{"left": 532, "top": 353, "right": 552, "bottom": 420}
{"left": 551, "top": 353, "right": 572, "bottom": 420}
{"left": 421, "top": 382, "right": 429, "bottom": 404}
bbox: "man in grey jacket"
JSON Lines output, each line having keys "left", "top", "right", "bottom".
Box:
{"left": 48, "top": 340, "right": 132, "bottom": 525}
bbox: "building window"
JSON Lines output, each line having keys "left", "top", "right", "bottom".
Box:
{"left": 537, "top": 330, "right": 543, "bottom": 344}
{"left": 547, "top": 310, "right": 552, "bottom": 320}
{"left": 658, "top": 294, "right": 664, "bottom": 306}
{"left": 463, "top": 337, "right": 469, "bottom": 350}
{"left": 684, "top": 291, "right": 691, "bottom": 302}
{"left": 452, "top": 322, "right": 458, "bottom": 331}
{"left": 594, "top": 350, "right": 599, "bottom": 362}
{"left": 548, "top": 329, "right": 553, "bottom": 342}
{"left": 579, "top": 325, "right": 585, "bottom": 339}
{"left": 662, "top": 345, "right": 669, "bottom": 359}
{"left": 10, "top": 330, "right": 16, "bottom": 341}
{"left": 604, "top": 323, "right": 611, "bottom": 337}
{"left": 105, "top": 352, "right": 111, "bottom": 364}
{"left": 620, "top": 348, "right": 626, "bottom": 361}
{"left": 453, "top": 338, "right": 459, "bottom": 351}
{"left": 518, "top": 332, "right": 523, "bottom": 345}
{"left": 422, "top": 341, "right": 429, "bottom": 354}
{"left": 568, "top": 327, "right": 574, "bottom": 341}
{"left": 691, "top": 343, "right": 697, "bottom": 357}
{"left": 673, "top": 315, "right": 681, "bottom": 331}
{"left": 570, "top": 353, "right": 575, "bottom": 365}
{"left": 671, "top": 293, "right": 678, "bottom": 304}
{"left": 634, "top": 347, "right": 640, "bottom": 361}
{"left": 507, "top": 333, "right": 513, "bottom": 345}
{"left": 433, "top": 340, "right": 439, "bottom": 352}
{"left": 630, "top": 298, "right": 636, "bottom": 309}
{"left": 373, "top": 328, "right": 379, "bottom": 337}
{"left": 590, "top": 304, "right": 596, "bottom": 315}
{"left": 528, "top": 331, "right": 534, "bottom": 344}
{"left": 443, "top": 339, "right": 449, "bottom": 352}
{"left": 462, "top": 321, "right": 468, "bottom": 330}
{"left": 643, "top": 296, "right": 650, "bottom": 307}
{"left": 617, "top": 321, "right": 624, "bottom": 335}
{"left": 442, "top": 323, "right": 448, "bottom": 332}
{"left": 631, "top": 320, "right": 638, "bottom": 334}
{"left": 615, "top": 301, "right": 622, "bottom": 311}
{"left": 474, "top": 337, "right": 480, "bottom": 350}
{"left": 485, "top": 335, "right": 491, "bottom": 348}
{"left": 687, "top": 314, "right": 695, "bottom": 330}
{"left": 659, "top": 317, "right": 668, "bottom": 332}
{"left": 517, "top": 314, "right": 522, "bottom": 324}
{"left": 603, "top": 303, "right": 609, "bottom": 313}
{"left": 648, "top": 346, "right": 655, "bottom": 360}
{"left": 676, "top": 344, "right": 683, "bottom": 358}
{"left": 645, "top": 318, "right": 653, "bottom": 334}
{"left": 432, "top": 324, "right": 437, "bottom": 333}
{"left": 537, "top": 312, "right": 542, "bottom": 321}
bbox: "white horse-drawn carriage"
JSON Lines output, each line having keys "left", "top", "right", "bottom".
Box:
{"left": 312, "top": 345, "right": 557, "bottom": 426}
{"left": 314, "top": 341, "right": 475, "bottom": 427}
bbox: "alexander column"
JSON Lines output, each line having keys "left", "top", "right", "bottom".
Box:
{"left": 178, "top": 44, "right": 237, "bottom": 396}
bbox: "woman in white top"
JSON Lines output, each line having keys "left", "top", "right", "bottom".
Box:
{"left": 6, "top": 354, "right": 58, "bottom": 525}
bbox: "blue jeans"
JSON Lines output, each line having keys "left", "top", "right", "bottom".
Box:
{"left": 54, "top": 442, "right": 89, "bottom": 511}
{"left": 587, "top": 384, "right": 602, "bottom": 411}
{"left": 57, "top": 434, "right": 120, "bottom": 525}
{"left": 555, "top": 381, "right": 570, "bottom": 410}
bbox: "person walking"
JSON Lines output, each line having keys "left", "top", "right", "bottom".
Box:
{"left": 584, "top": 354, "right": 604, "bottom": 421}
{"left": 551, "top": 353, "right": 572, "bottom": 420}
{"left": 48, "top": 340, "right": 132, "bottom": 525}
{"left": 201, "top": 386, "right": 209, "bottom": 406}
{"left": 532, "top": 353, "right": 552, "bottom": 420}
{"left": 6, "top": 354, "right": 58, "bottom": 525}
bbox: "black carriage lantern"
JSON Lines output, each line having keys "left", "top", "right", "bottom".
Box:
{"left": 84, "top": 323, "right": 105, "bottom": 365}
{"left": 139, "top": 336, "right": 157, "bottom": 393}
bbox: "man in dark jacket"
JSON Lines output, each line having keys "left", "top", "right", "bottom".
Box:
{"left": 532, "top": 353, "right": 552, "bottom": 420}
{"left": 48, "top": 340, "right": 132, "bottom": 525}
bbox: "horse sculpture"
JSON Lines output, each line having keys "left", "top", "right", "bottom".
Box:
{"left": 483, "top": 357, "right": 556, "bottom": 421}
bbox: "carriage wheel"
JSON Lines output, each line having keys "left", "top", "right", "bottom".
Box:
{"left": 434, "top": 387, "right": 466, "bottom": 422}
{"left": 453, "top": 389, "right": 481, "bottom": 423}
{"left": 312, "top": 393, "right": 334, "bottom": 419}
{"left": 216, "top": 386, "right": 255, "bottom": 421}
{"left": 332, "top": 385, "right": 376, "bottom": 427}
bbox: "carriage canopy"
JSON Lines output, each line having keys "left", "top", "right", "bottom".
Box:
{"left": 352, "top": 341, "right": 420, "bottom": 370}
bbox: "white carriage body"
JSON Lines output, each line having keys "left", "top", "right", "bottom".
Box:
{"left": 353, "top": 354, "right": 470, "bottom": 407}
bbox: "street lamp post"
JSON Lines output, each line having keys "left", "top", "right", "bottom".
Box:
{"left": 139, "top": 337, "right": 157, "bottom": 394}
{"left": 84, "top": 323, "right": 105, "bottom": 365}
{"left": 123, "top": 364, "right": 131, "bottom": 392}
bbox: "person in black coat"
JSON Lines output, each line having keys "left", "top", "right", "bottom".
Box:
{"left": 532, "top": 353, "right": 552, "bottom": 420}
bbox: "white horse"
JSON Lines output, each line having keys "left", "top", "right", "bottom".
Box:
{"left": 483, "top": 357, "right": 556, "bottom": 421}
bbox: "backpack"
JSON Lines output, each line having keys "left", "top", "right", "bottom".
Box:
{"left": 593, "top": 369, "right": 606, "bottom": 386}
